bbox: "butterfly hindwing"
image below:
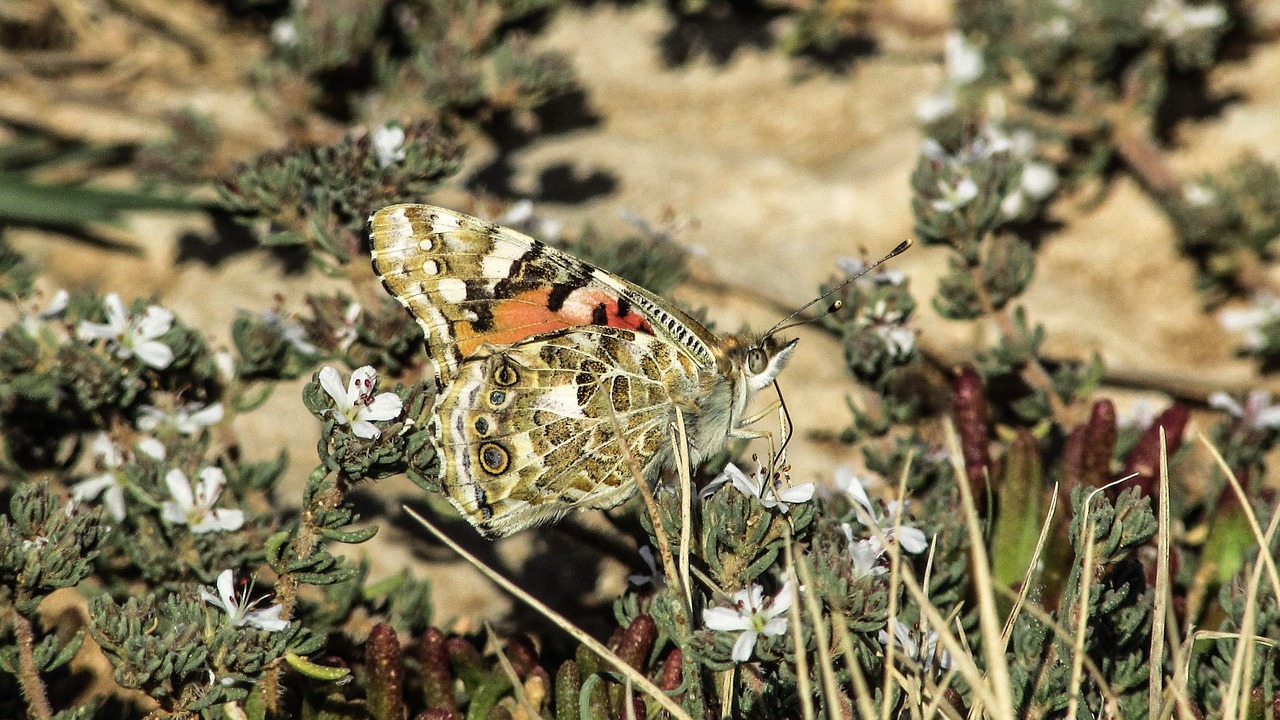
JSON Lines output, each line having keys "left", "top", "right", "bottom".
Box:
{"left": 369, "top": 204, "right": 718, "bottom": 389}
{"left": 431, "top": 326, "right": 700, "bottom": 536}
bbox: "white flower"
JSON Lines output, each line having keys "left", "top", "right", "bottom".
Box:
{"left": 77, "top": 294, "right": 175, "bottom": 369}
{"left": 1219, "top": 295, "right": 1280, "bottom": 350}
{"left": 137, "top": 401, "right": 224, "bottom": 435}
{"left": 717, "top": 462, "right": 815, "bottom": 514}
{"left": 1145, "top": 0, "right": 1227, "bottom": 39}
{"left": 944, "top": 32, "right": 984, "bottom": 85}
{"left": 70, "top": 433, "right": 128, "bottom": 522}
{"left": 213, "top": 351, "right": 237, "bottom": 383}
{"left": 628, "top": 546, "right": 666, "bottom": 588}
{"left": 200, "top": 569, "right": 289, "bottom": 632}
{"left": 162, "top": 467, "right": 244, "bottom": 534}
{"left": 860, "top": 299, "right": 915, "bottom": 359}
{"left": 841, "top": 523, "right": 887, "bottom": 578}
{"left": 836, "top": 470, "right": 928, "bottom": 555}
{"left": 257, "top": 310, "right": 318, "bottom": 355}
{"left": 1182, "top": 182, "right": 1217, "bottom": 207}
{"left": 915, "top": 91, "right": 957, "bottom": 123}
{"left": 319, "top": 366, "right": 403, "bottom": 439}
{"left": 372, "top": 123, "right": 407, "bottom": 168}
{"left": 703, "top": 580, "right": 794, "bottom": 662}
{"left": 1021, "top": 162, "right": 1059, "bottom": 200}
{"left": 270, "top": 19, "right": 298, "bottom": 46}
{"left": 335, "top": 302, "right": 362, "bottom": 351}
{"left": 879, "top": 620, "right": 952, "bottom": 673}
{"left": 1209, "top": 390, "right": 1280, "bottom": 430}
{"left": 930, "top": 176, "right": 979, "bottom": 212}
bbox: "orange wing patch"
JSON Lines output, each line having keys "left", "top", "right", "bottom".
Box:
{"left": 454, "top": 286, "right": 655, "bottom": 356}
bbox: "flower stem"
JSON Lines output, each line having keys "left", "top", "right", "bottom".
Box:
{"left": 13, "top": 604, "right": 54, "bottom": 720}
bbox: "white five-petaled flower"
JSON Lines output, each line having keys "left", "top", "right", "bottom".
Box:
{"left": 20, "top": 288, "right": 69, "bottom": 335}
{"left": 70, "top": 433, "right": 128, "bottom": 522}
{"left": 879, "top": 619, "right": 952, "bottom": 673}
{"left": 319, "top": 365, "right": 403, "bottom": 439}
{"left": 716, "top": 462, "right": 815, "bottom": 514}
{"left": 162, "top": 467, "right": 244, "bottom": 534}
{"left": 836, "top": 470, "right": 928, "bottom": 555}
{"left": 137, "top": 401, "right": 225, "bottom": 435}
{"left": 1145, "top": 0, "right": 1227, "bottom": 40}
{"left": 77, "top": 293, "right": 175, "bottom": 369}
{"left": 372, "top": 123, "right": 407, "bottom": 168}
{"left": 1209, "top": 390, "right": 1280, "bottom": 431}
{"left": 703, "top": 580, "right": 795, "bottom": 663}
{"left": 1218, "top": 295, "right": 1280, "bottom": 350}
{"left": 200, "top": 569, "right": 289, "bottom": 631}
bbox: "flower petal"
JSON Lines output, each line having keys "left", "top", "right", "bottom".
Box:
{"left": 215, "top": 569, "right": 237, "bottom": 608}
{"left": 896, "top": 527, "right": 929, "bottom": 555}
{"left": 134, "top": 306, "right": 174, "bottom": 339}
{"left": 161, "top": 500, "right": 188, "bottom": 525}
{"left": 103, "top": 486, "right": 127, "bottom": 522}
{"left": 165, "top": 469, "right": 195, "bottom": 509}
{"left": 214, "top": 508, "right": 245, "bottom": 532}
{"left": 348, "top": 366, "right": 377, "bottom": 397}
{"left": 246, "top": 604, "right": 289, "bottom": 632}
{"left": 71, "top": 475, "right": 116, "bottom": 502}
{"left": 702, "top": 607, "right": 752, "bottom": 632}
{"left": 350, "top": 420, "right": 382, "bottom": 439}
{"left": 133, "top": 340, "right": 174, "bottom": 369}
{"left": 730, "top": 630, "right": 758, "bottom": 663}
{"left": 319, "top": 367, "right": 349, "bottom": 408}
{"left": 359, "top": 392, "right": 403, "bottom": 422}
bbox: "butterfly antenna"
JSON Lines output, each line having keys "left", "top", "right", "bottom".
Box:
{"left": 764, "top": 238, "right": 913, "bottom": 338}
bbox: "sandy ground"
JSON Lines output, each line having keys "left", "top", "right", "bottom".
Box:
{"left": 12, "top": 2, "right": 1280, "bottom": 627}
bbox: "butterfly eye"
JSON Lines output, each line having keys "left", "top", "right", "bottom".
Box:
{"left": 747, "top": 348, "right": 767, "bottom": 374}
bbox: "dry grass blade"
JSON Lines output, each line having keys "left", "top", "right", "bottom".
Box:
{"left": 403, "top": 507, "right": 695, "bottom": 720}
{"left": 1149, "top": 429, "right": 1170, "bottom": 718}
{"left": 942, "top": 419, "right": 1013, "bottom": 717}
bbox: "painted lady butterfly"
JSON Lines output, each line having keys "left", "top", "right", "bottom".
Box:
{"left": 370, "top": 204, "right": 903, "bottom": 537}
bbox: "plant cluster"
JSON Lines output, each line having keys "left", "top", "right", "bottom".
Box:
{"left": 3, "top": 0, "right": 1280, "bottom": 718}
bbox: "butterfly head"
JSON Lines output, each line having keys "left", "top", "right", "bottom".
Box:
{"left": 723, "top": 333, "right": 799, "bottom": 392}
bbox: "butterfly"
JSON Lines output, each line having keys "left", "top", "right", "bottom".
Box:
{"left": 370, "top": 204, "right": 904, "bottom": 537}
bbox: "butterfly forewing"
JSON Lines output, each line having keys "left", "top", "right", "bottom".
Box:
{"left": 369, "top": 204, "right": 720, "bottom": 388}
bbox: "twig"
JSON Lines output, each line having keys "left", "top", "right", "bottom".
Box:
{"left": 13, "top": 606, "right": 53, "bottom": 720}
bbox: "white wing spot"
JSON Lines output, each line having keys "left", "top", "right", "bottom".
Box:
{"left": 482, "top": 253, "right": 514, "bottom": 279}
{"left": 537, "top": 385, "right": 587, "bottom": 417}
{"left": 438, "top": 278, "right": 467, "bottom": 303}
{"left": 422, "top": 259, "right": 439, "bottom": 275}
{"left": 418, "top": 237, "right": 434, "bottom": 250}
